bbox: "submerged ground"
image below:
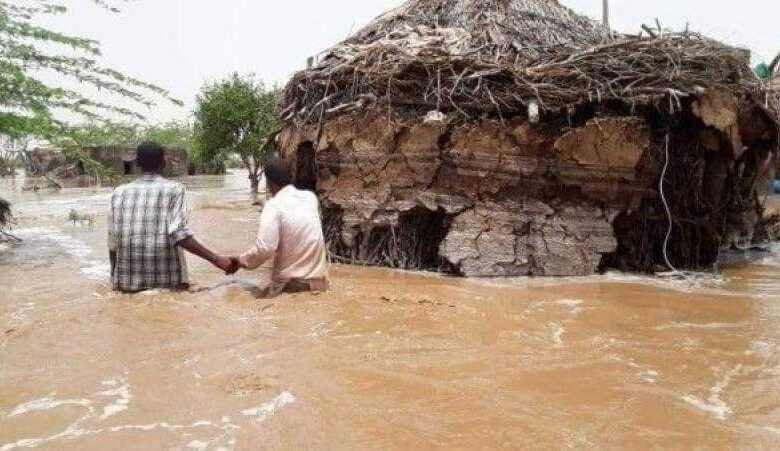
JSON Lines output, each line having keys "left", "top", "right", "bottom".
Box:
{"left": 1, "top": 171, "right": 780, "bottom": 449}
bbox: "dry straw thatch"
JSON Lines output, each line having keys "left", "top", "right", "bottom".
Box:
{"left": 283, "top": 0, "right": 762, "bottom": 123}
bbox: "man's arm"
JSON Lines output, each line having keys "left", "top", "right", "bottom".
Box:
{"left": 237, "top": 204, "right": 280, "bottom": 270}
{"left": 178, "top": 237, "right": 237, "bottom": 274}
{"left": 168, "top": 185, "right": 237, "bottom": 274}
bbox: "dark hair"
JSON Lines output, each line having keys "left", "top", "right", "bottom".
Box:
{"left": 263, "top": 157, "right": 291, "bottom": 187}
{"left": 135, "top": 142, "right": 165, "bottom": 172}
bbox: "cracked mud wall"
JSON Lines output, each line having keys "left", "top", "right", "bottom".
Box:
{"left": 280, "top": 111, "right": 657, "bottom": 277}
{"left": 279, "top": 93, "right": 777, "bottom": 276}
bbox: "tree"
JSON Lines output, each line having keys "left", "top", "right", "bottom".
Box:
{"left": 143, "top": 121, "right": 194, "bottom": 149}
{"left": 755, "top": 52, "right": 780, "bottom": 81}
{"left": 193, "top": 73, "right": 281, "bottom": 192}
{"left": 0, "top": 0, "right": 182, "bottom": 140}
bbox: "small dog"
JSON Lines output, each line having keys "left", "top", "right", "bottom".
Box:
{"left": 69, "top": 209, "right": 95, "bottom": 228}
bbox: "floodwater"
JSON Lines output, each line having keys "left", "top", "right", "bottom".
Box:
{"left": 2, "top": 171, "right": 780, "bottom": 449}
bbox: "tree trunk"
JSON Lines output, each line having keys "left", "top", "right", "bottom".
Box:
{"left": 249, "top": 172, "right": 260, "bottom": 193}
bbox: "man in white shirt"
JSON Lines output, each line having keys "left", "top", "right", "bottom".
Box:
{"left": 233, "top": 157, "right": 329, "bottom": 296}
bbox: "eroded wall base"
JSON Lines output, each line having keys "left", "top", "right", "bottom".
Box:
{"left": 280, "top": 97, "right": 776, "bottom": 276}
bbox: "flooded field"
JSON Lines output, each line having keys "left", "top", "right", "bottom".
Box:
{"left": 2, "top": 171, "right": 780, "bottom": 449}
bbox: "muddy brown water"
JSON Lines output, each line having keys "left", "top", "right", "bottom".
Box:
{"left": 2, "top": 171, "right": 780, "bottom": 449}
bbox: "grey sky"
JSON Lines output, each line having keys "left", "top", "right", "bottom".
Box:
{"left": 45, "top": 0, "right": 779, "bottom": 123}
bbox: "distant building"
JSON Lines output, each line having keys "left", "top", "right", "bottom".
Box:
{"left": 89, "top": 146, "right": 188, "bottom": 177}
{"left": 27, "top": 146, "right": 189, "bottom": 178}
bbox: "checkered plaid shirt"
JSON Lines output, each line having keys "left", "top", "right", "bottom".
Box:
{"left": 108, "top": 173, "right": 194, "bottom": 292}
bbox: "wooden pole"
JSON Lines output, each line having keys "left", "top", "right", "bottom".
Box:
{"left": 602, "top": 0, "right": 610, "bottom": 29}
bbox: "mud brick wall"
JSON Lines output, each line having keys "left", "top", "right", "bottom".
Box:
{"left": 280, "top": 111, "right": 662, "bottom": 277}
{"left": 280, "top": 91, "right": 776, "bottom": 276}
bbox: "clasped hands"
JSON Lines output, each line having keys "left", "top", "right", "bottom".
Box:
{"left": 213, "top": 256, "right": 246, "bottom": 275}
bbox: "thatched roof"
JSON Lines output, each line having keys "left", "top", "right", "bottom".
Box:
{"left": 283, "top": 0, "right": 762, "bottom": 124}
{"left": 345, "top": 0, "right": 608, "bottom": 61}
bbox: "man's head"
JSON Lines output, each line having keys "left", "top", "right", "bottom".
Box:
{"left": 135, "top": 142, "right": 166, "bottom": 174}
{"left": 263, "top": 157, "right": 291, "bottom": 195}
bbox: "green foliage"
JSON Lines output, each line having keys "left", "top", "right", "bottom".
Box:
{"left": 756, "top": 52, "right": 780, "bottom": 81}
{"left": 57, "top": 121, "right": 194, "bottom": 148}
{"left": 755, "top": 63, "right": 772, "bottom": 80}
{"left": 143, "top": 121, "right": 194, "bottom": 150}
{"left": 193, "top": 73, "right": 282, "bottom": 190}
{"left": 0, "top": 0, "right": 182, "bottom": 140}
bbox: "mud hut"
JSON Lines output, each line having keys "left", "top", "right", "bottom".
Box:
{"left": 88, "top": 146, "right": 188, "bottom": 177}
{"left": 279, "top": 0, "right": 779, "bottom": 277}
{"left": 28, "top": 146, "right": 189, "bottom": 179}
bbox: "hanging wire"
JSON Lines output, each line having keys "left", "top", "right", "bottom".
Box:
{"left": 659, "top": 132, "right": 679, "bottom": 274}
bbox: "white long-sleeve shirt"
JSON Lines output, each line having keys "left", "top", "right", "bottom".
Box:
{"left": 239, "top": 185, "right": 329, "bottom": 287}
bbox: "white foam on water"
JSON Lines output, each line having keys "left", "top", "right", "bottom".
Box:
{"left": 470, "top": 270, "right": 731, "bottom": 296}
{"left": 556, "top": 299, "right": 584, "bottom": 316}
{"left": 681, "top": 365, "right": 741, "bottom": 421}
{"left": 8, "top": 396, "right": 92, "bottom": 417}
{"left": 749, "top": 340, "right": 776, "bottom": 357}
{"left": 187, "top": 440, "right": 209, "bottom": 450}
{"left": 682, "top": 396, "right": 732, "bottom": 421}
{"left": 107, "top": 420, "right": 220, "bottom": 433}
{"left": 0, "top": 379, "right": 243, "bottom": 451}
{"left": 1, "top": 398, "right": 96, "bottom": 451}
{"left": 13, "top": 227, "right": 109, "bottom": 280}
{"left": 138, "top": 289, "right": 170, "bottom": 297}
{"left": 657, "top": 322, "right": 744, "bottom": 331}
{"left": 753, "top": 243, "right": 780, "bottom": 267}
{"left": 97, "top": 379, "right": 132, "bottom": 420}
{"left": 549, "top": 323, "right": 565, "bottom": 346}
{"left": 7, "top": 302, "right": 36, "bottom": 327}
{"left": 241, "top": 391, "right": 297, "bottom": 423}
{"left": 1, "top": 419, "right": 236, "bottom": 451}
{"left": 641, "top": 370, "right": 660, "bottom": 383}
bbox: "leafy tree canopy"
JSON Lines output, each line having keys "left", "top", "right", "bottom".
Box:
{"left": 0, "top": 0, "right": 182, "bottom": 140}
{"left": 193, "top": 73, "right": 281, "bottom": 191}
{"left": 755, "top": 63, "right": 772, "bottom": 81}
{"left": 55, "top": 120, "right": 194, "bottom": 149}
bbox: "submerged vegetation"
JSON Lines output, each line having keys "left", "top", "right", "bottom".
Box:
{"left": 0, "top": 154, "right": 16, "bottom": 176}
{"left": 0, "top": 197, "right": 9, "bottom": 225}
{"left": 0, "top": 196, "right": 19, "bottom": 243}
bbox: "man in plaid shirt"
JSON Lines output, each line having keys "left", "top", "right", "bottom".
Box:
{"left": 108, "top": 142, "right": 236, "bottom": 292}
